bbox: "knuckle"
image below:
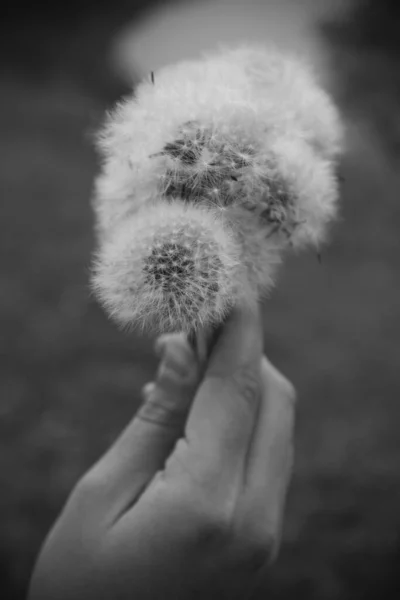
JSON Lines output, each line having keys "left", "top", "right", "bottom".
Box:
{"left": 158, "top": 343, "right": 198, "bottom": 385}
{"left": 232, "top": 365, "right": 261, "bottom": 405}
{"left": 137, "top": 393, "right": 187, "bottom": 429}
{"left": 162, "top": 480, "right": 233, "bottom": 548}
{"left": 238, "top": 530, "right": 277, "bottom": 572}
{"left": 157, "top": 361, "right": 181, "bottom": 385}
{"left": 175, "top": 490, "right": 233, "bottom": 546}
{"left": 186, "top": 503, "right": 278, "bottom": 570}
{"left": 161, "top": 354, "right": 196, "bottom": 383}
{"left": 192, "top": 506, "right": 233, "bottom": 547}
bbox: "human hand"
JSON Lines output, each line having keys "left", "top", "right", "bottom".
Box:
{"left": 28, "top": 303, "right": 296, "bottom": 600}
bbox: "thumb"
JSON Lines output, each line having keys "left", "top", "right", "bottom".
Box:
{"left": 138, "top": 332, "right": 200, "bottom": 432}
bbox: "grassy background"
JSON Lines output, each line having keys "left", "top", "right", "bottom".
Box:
{"left": 1, "top": 1, "right": 400, "bottom": 598}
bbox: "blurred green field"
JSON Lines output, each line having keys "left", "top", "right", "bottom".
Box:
{"left": 1, "top": 3, "right": 400, "bottom": 599}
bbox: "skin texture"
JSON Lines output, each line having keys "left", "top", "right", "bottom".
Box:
{"left": 28, "top": 302, "right": 295, "bottom": 600}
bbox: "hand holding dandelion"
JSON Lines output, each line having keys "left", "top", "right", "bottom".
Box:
{"left": 92, "top": 44, "right": 343, "bottom": 351}
{"left": 29, "top": 303, "right": 295, "bottom": 600}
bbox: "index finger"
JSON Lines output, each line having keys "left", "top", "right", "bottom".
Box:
{"left": 233, "top": 356, "right": 296, "bottom": 562}
{"left": 177, "top": 301, "right": 264, "bottom": 489}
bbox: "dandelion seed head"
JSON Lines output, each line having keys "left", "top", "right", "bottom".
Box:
{"left": 92, "top": 200, "right": 246, "bottom": 333}
{"left": 92, "top": 44, "right": 343, "bottom": 333}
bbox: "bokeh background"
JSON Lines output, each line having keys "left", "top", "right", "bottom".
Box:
{"left": 1, "top": 0, "right": 400, "bottom": 598}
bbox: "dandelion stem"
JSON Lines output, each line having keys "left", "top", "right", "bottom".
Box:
{"left": 187, "top": 328, "right": 209, "bottom": 365}
{"left": 187, "top": 321, "right": 226, "bottom": 372}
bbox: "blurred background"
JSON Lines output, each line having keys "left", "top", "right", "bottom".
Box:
{"left": 1, "top": 0, "right": 400, "bottom": 598}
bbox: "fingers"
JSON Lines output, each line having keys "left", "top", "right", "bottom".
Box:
{"left": 152, "top": 332, "right": 201, "bottom": 392}
{"left": 169, "top": 301, "right": 264, "bottom": 496}
{"left": 83, "top": 333, "right": 201, "bottom": 523}
{"left": 234, "top": 355, "right": 296, "bottom": 563}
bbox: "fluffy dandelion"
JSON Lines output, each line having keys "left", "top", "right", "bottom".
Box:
{"left": 92, "top": 200, "right": 248, "bottom": 335}
{"left": 92, "top": 43, "right": 343, "bottom": 337}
